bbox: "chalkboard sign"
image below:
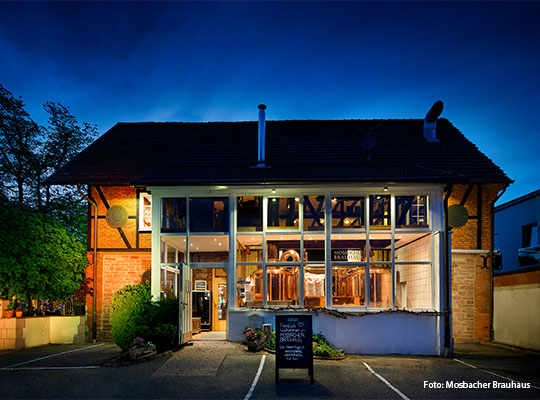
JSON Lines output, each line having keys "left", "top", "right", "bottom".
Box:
{"left": 275, "top": 314, "right": 314, "bottom": 384}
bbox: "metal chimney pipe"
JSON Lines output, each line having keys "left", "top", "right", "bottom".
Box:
{"left": 257, "top": 104, "right": 267, "bottom": 165}
{"left": 424, "top": 100, "right": 444, "bottom": 142}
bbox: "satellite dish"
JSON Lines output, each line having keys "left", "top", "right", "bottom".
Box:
{"left": 356, "top": 122, "right": 384, "bottom": 160}
{"left": 448, "top": 204, "right": 469, "bottom": 228}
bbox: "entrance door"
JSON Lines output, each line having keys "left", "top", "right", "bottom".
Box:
{"left": 212, "top": 270, "right": 227, "bottom": 331}
{"left": 179, "top": 263, "right": 193, "bottom": 344}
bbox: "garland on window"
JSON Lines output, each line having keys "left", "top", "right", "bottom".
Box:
{"left": 248, "top": 306, "right": 441, "bottom": 319}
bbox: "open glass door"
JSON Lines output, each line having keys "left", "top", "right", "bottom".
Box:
{"left": 178, "top": 263, "right": 193, "bottom": 344}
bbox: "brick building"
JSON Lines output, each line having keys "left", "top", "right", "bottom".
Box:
{"left": 47, "top": 103, "right": 511, "bottom": 355}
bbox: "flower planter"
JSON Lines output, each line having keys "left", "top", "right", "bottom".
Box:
{"left": 129, "top": 344, "right": 157, "bottom": 361}
{"left": 3, "top": 310, "right": 14, "bottom": 318}
{"left": 247, "top": 336, "right": 268, "bottom": 352}
{"left": 15, "top": 310, "right": 23, "bottom": 318}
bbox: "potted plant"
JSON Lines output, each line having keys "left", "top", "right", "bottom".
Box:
{"left": 3, "top": 302, "right": 15, "bottom": 318}
{"left": 15, "top": 307, "right": 23, "bottom": 318}
{"left": 129, "top": 337, "right": 156, "bottom": 360}
{"left": 243, "top": 326, "right": 268, "bottom": 351}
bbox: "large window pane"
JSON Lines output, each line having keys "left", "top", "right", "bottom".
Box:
{"left": 369, "top": 264, "right": 392, "bottom": 308}
{"left": 266, "top": 233, "right": 301, "bottom": 262}
{"left": 268, "top": 197, "right": 299, "bottom": 229}
{"left": 304, "top": 264, "right": 325, "bottom": 307}
{"left": 332, "top": 266, "right": 365, "bottom": 306}
{"left": 304, "top": 233, "right": 325, "bottom": 262}
{"left": 267, "top": 266, "right": 299, "bottom": 306}
{"left": 189, "top": 235, "right": 229, "bottom": 262}
{"left": 331, "top": 233, "right": 367, "bottom": 262}
{"left": 332, "top": 197, "right": 365, "bottom": 229}
{"left": 396, "top": 196, "right": 429, "bottom": 228}
{"left": 395, "top": 233, "right": 431, "bottom": 262}
{"left": 160, "top": 235, "right": 186, "bottom": 263}
{"left": 369, "top": 232, "right": 392, "bottom": 262}
{"left": 237, "top": 196, "right": 262, "bottom": 232}
{"left": 190, "top": 198, "right": 229, "bottom": 232}
{"left": 162, "top": 198, "right": 186, "bottom": 233}
{"left": 237, "top": 265, "right": 263, "bottom": 308}
{"left": 237, "top": 234, "right": 263, "bottom": 262}
{"left": 369, "top": 195, "right": 391, "bottom": 229}
{"left": 303, "top": 195, "right": 325, "bottom": 231}
{"left": 395, "top": 264, "right": 432, "bottom": 309}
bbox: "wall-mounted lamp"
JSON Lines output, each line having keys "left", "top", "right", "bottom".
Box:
{"left": 383, "top": 187, "right": 389, "bottom": 192}
{"left": 271, "top": 188, "right": 277, "bottom": 194}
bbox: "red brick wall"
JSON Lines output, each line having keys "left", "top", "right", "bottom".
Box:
{"left": 494, "top": 269, "right": 540, "bottom": 287}
{"left": 85, "top": 186, "right": 152, "bottom": 341}
{"left": 448, "top": 183, "right": 503, "bottom": 343}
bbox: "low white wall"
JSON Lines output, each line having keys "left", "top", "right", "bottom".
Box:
{"left": 494, "top": 284, "right": 540, "bottom": 351}
{"left": 228, "top": 309, "right": 439, "bottom": 355}
{"left": 50, "top": 316, "right": 86, "bottom": 344}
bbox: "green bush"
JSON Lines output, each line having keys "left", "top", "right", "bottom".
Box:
{"left": 313, "top": 333, "right": 345, "bottom": 358}
{"left": 110, "top": 282, "right": 152, "bottom": 351}
{"left": 110, "top": 282, "right": 179, "bottom": 353}
{"left": 141, "top": 297, "right": 179, "bottom": 352}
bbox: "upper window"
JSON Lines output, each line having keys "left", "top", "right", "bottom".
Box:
{"left": 522, "top": 223, "right": 538, "bottom": 248}
{"left": 369, "top": 195, "right": 391, "bottom": 229}
{"left": 190, "top": 198, "right": 229, "bottom": 232}
{"left": 396, "top": 196, "right": 429, "bottom": 229}
{"left": 237, "top": 196, "right": 263, "bottom": 232}
{"left": 303, "top": 196, "right": 325, "bottom": 231}
{"left": 332, "top": 197, "right": 365, "bottom": 229}
{"left": 162, "top": 198, "right": 186, "bottom": 233}
{"left": 139, "top": 193, "right": 152, "bottom": 232}
{"left": 268, "top": 197, "right": 299, "bottom": 229}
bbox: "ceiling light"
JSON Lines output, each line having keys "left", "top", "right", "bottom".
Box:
{"left": 383, "top": 187, "right": 389, "bottom": 192}
{"left": 271, "top": 189, "right": 276, "bottom": 194}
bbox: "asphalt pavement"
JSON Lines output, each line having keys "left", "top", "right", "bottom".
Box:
{"left": 0, "top": 340, "right": 538, "bottom": 399}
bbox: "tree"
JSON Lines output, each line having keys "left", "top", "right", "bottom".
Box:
{"left": 0, "top": 84, "right": 41, "bottom": 203}
{"left": 0, "top": 199, "right": 87, "bottom": 304}
{"left": 0, "top": 84, "right": 98, "bottom": 241}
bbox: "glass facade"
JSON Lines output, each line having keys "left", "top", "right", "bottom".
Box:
{"left": 157, "top": 191, "right": 436, "bottom": 312}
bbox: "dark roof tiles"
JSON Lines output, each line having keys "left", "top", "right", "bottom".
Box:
{"left": 46, "top": 118, "right": 511, "bottom": 186}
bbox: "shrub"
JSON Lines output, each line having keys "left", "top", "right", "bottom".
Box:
{"left": 110, "top": 283, "right": 179, "bottom": 353}
{"left": 110, "top": 282, "right": 152, "bottom": 351}
{"left": 312, "top": 333, "right": 345, "bottom": 358}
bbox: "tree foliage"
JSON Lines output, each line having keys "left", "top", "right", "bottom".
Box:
{"left": 0, "top": 199, "right": 87, "bottom": 301}
{"left": 0, "top": 83, "right": 98, "bottom": 242}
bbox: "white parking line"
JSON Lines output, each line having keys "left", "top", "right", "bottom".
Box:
{"left": 1, "top": 343, "right": 105, "bottom": 369}
{"left": 243, "top": 354, "right": 266, "bottom": 400}
{"left": 363, "top": 362, "right": 410, "bottom": 400}
{"left": 454, "top": 358, "right": 540, "bottom": 391}
{"left": 1, "top": 366, "right": 100, "bottom": 371}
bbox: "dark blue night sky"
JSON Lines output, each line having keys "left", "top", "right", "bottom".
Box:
{"left": 1, "top": 1, "right": 539, "bottom": 204}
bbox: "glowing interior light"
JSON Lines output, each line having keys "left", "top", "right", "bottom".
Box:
{"left": 214, "top": 238, "right": 217, "bottom": 241}
{"left": 218, "top": 243, "right": 222, "bottom": 246}
{"left": 295, "top": 198, "right": 299, "bottom": 201}
{"left": 344, "top": 218, "right": 351, "bottom": 225}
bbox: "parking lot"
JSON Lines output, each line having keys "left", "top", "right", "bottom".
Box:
{"left": 0, "top": 341, "right": 538, "bottom": 399}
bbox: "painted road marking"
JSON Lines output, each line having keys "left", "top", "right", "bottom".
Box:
{"left": 243, "top": 354, "right": 266, "bottom": 400}
{"left": 454, "top": 358, "right": 540, "bottom": 391}
{"left": 1, "top": 366, "right": 100, "bottom": 371}
{"left": 1, "top": 343, "right": 105, "bottom": 369}
{"left": 363, "top": 362, "right": 410, "bottom": 400}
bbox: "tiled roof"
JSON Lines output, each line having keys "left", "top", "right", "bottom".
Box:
{"left": 46, "top": 118, "right": 512, "bottom": 186}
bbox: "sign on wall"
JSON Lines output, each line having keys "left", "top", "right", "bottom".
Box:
{"left": 331, "top": 249, "right": 363, "bottom": 262}
{"left": 275, "top": 314, "right": 314, "bottom": 384}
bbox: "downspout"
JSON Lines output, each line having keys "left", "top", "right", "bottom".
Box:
{"left": 77, "top": 184, "right": 98, "bottom": 342}
{"left": 443, "top": 184, "right": 453, "bottom": 357}
{"left": 490, "top": 183, "right": 507, "bottom": 341}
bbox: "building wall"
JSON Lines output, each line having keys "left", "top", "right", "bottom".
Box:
{"left": 493, "top": 270, "right": 540, "bottom": 350}
{"left": 448, "top": 183, "right": 503, "bottom": 343}
{"left": 494, "top": 190, "right": 540, "bottom": 274}
{"left": 87, "top": 183, "right": 503, "bottom": 347}
{"left": 85, "top": 186, "right": 152, "bottom": 341}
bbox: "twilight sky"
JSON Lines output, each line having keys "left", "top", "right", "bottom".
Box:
{"left": 1, "top": 1, "right": 538, "bottom": 205}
